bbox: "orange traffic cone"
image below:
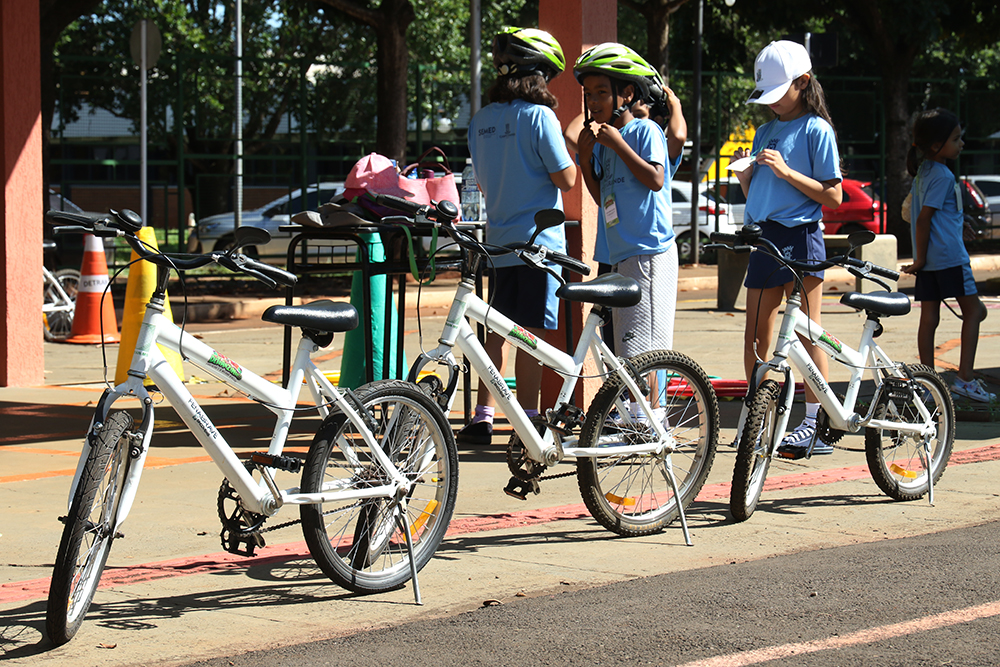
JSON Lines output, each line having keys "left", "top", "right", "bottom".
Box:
{"left": 115, "top": 226, "right": 185, "bottom": 385}
{"left": 65, "top": 234, "right": 120, "bottom": 344}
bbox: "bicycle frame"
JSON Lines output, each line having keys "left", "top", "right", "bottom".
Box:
{"left": 66, "top": 300, "right": 408, "bottom": 532}
{"left": 42, "top": 266, "right": 75, "bottom": 316}
{"left": 753, "top": 292, "right": 938, "bottom": 445}
{"left": 410, "top": 277, "right": 670, "bottom": 467}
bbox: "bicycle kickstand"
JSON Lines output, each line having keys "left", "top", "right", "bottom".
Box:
{"left": 395, "top": 501, "right": 424, "bottom": 605}
{"left": 922, "top": 437, "right": 935, "bottom": 507}
{"left": 660, "top": 457, "right": 693, "bottom": 546}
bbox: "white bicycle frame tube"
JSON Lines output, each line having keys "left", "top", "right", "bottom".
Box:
{"left": 68, "top": 304, "right": 405, "bottom": 531}
{"left": 759, "top": 298, "right": 936, "bottom": 441}
{"left": 422, "top": 280, "right": 669, "bottom": 464}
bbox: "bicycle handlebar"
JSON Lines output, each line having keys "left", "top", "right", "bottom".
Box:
{"left": 708, "top": 224, "right": 900, "bottom": 285}
{"left": 372, "top": 194, "right": 591, "bottom": 277}
{"left": 44, "top": 208, "right": 298, "bottom": 288}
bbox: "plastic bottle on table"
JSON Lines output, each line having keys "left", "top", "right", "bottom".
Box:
{"left": 461, "top": 159, "right": 482, "bottom": 221}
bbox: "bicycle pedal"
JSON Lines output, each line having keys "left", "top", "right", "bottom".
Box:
{"left": 250, "top": 452, "right": 302, "bottom": 473}
{"left": 503, "top": 476, "right": 540, "bottom": 501}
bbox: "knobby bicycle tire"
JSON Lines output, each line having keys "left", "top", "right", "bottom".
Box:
{"left": 577, "top": 350, "right": 719, "bottom": 536}
{"left": 730, "top": 379, "right": 781, "bottom": 523}
{"left": 46, "top": 410, "right": 133, "bottom": 645}
{"left": 865, "top": 364, "right": 954, "bottom": 501}
{"left": 300, "top": 380, "right": 458, "bottom": 593}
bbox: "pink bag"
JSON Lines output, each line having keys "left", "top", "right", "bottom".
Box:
{"left": 399, "top": 147, "right": 462, "bottom": 217}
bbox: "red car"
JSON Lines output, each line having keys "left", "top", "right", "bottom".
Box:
{"left": 822, "top": 178, "right": 882, "bottom": 235}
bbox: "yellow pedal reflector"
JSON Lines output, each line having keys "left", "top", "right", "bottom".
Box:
{"left": 605, "top": 492, "right": 637, "bottom": 507}
{"left": 889, "top": 463, "right": 919, "bottom": 479}
{"left": 409, "top": 499, "right": 439, "bottom": 536}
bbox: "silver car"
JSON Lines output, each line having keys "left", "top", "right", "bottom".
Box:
{"left": 188, "top": 182, "right": 344, "bottom": 259}
{"left": 670, "top": 181, "right": 739, "bottom": 263}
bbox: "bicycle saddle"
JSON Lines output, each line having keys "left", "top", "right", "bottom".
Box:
{"left": 262, "top": 300, "right": 360, "bottom": 333}
{"left": 840, "top": 290, "right": 911, "bottom": 317}
{"left": 555, "top": 272, "right": 641, "bottom": 308}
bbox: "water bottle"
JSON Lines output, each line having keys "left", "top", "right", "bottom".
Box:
{"left": 461, "top": 159, "right": 481, "bottom": 221}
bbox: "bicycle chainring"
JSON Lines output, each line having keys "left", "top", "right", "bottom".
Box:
{"left": 217, "top": 462, "right": 268, "bottom": 556}
{"left": 507, "top": 416, "right": 548, "bottom": 482}
{"left": 816, "top": 404, "right": 845, "bottom": 446}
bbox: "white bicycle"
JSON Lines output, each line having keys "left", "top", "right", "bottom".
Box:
{"left": 373, "top": 194, "right": 719, "bottom": 545}
{"left": 42, "top": 208, "right": 458, "bottom": 645}
{"left": 709, "top": 225, "right": 955, "bottom": 522}
{"left": 42, "top": 239, "right": 80, "bottom": 342}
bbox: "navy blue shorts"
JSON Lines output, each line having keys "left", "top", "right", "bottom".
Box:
{"left": 488, "top": 265, "right": 560, "bottom": 330}
{"left": 914, "top": 264, "right": 978, "bottom": 302}
{"left": 744, "top": 221, "right": 825, "bottom": 289}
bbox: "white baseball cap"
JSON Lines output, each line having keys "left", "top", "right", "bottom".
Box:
{"left": 745, "top": 40, "right": 811, "bottom": 105}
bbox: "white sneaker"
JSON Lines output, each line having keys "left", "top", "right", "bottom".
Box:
{"left": 951, "top": 378, "right": 997, "bottom": 403}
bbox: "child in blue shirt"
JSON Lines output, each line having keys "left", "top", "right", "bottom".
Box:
{"left": 903, "top": 107, "right": 994, "bottom": 403}
{"left": 573, "top": 43, "right": 683, "bottom": 359}
{"left": 459, "top": 27, "right": 577, "bottom": 445}
{"left": 731, "top": 40, "right": 843, "bottom": 459}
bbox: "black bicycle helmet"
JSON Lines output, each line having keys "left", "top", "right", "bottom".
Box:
{"left": 492, "top": 27, "right": 566, "bottom": 82}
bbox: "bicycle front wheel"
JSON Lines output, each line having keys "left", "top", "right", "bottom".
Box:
{"left": 46, "top": 410, "right": 133, "bottom": 645}
{"left": 730, "top": 379, "right": 781, "bottom": 522}
{"left": 43, "top": 268, "right": 80, "bottom": 342}
{"left": 865, "top": 364, "right": 954, "bottom": 501}
{"left": 577, "top": 350, "right": 719, "bottom": 536}
{"left": 300, "top": 380, "right": 458, "bottom": 593}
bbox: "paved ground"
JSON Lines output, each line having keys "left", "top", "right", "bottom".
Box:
{"left": 2, "top": 255, "right": 999, "bottom": 666}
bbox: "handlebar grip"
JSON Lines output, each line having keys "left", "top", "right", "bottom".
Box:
{"left": 710, "top": 232, "right": 739, "bottom": 245}
{"left": 242, "top": 257, "right": 298, "bottom": 287}
{"left": 45, "top": 210, "right": 108, "bottom": 228}
{"left": 375, "top": 193, "right": 425, "bottom": 217}
{"left": 844, "top": 256, "right": 900, "bottom": 281}
{"left": 549, "top": 251, "right": 592, "bottom": 276}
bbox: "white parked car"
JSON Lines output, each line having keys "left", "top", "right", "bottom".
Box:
{"left": 670, "top": 181, "right": 738, "bottom": 263}
{"left": 188, "top": 183, "right": 345, "bottom": 260}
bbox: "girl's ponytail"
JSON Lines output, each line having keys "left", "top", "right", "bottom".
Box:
{"left": 906, "top": 144, "right": 922, "bottom": 177}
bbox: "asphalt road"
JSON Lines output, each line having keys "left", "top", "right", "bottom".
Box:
{"left": 178, "top": 520, "right": 1000, "bottom": 667}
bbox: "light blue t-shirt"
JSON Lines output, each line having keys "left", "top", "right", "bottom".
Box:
{"left": 468, "top": 99, "right": 574, "bottom": 268}
{"left": 591, "top": 118, "right": 678, "bottom": 265}
{"left": 745, "top": 113, "right": 842, "bottom": 227}
{"left": 911, "top": 160, "right": 969, "bottom": 271}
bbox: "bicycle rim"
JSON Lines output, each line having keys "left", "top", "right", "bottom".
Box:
{"left": 865, "top": 365, "right": 954, "bottom": 501}
{"left": 577, "top": 350, "right": 719, "bottom": 536}
{"left": 300, "top": 380, "right": 458, "bottom": 593}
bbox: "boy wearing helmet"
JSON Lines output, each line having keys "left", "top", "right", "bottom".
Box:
{"left": 574, "top": 43, "right": 683, "bottom": 362}
{"left": 459, "top": 27, "right": 577, "bottom": 446}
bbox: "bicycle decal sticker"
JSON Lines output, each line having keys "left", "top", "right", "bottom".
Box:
{"left": 136, "top": 322, "right": 156, "bottom": 357}
{"left": 510, "top": 325, "right": 538, "bottom": 349}
{"left": 818, "top": 330, "right": 843, "bottom": 354}
{"left": 187, "top": 397, "right": 220, "bottom": 440}
{"left": 445, "top": 302, "right": 468, "bottom": 331}
{"left": 208, "top": 351, "right": 243, "bottom": 381}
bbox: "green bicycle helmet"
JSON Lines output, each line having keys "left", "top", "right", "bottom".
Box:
{"left": 492, "top": 27, "right": 566, "bottom": 81}
{"left": 574, "top": 42, "right": 661, "bottom": 105}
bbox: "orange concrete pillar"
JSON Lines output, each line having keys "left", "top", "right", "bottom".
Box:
{"left": 539, "top": 0, "right": 616, "bottom": 410}
{"left": 0, "top": 0, "right": 44, "bottom": 386}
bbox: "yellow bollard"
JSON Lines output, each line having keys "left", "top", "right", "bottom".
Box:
{"left": 115, "top": 227, "right": 186, "bottom": 385}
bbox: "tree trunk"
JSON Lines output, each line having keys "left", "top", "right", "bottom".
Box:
{"left": 881, "top": 66, "right": 914, "bottom": 249}
{"left": 375, "top": 16, "right": 410, "bottom": 163}
{"left": 647, "top": 5, "right": 671, "bottom": 84}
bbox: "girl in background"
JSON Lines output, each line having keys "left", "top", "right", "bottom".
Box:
{"left": 903, "top": 108, "right": 994, "bottom": 403}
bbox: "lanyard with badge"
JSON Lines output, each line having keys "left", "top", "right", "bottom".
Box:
{"left": 601, "top": 147, "right": 620, "bottom": 228}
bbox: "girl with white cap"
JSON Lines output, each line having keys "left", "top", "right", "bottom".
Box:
{"left": 730, "top": 40, "right": 843, "bottom": 459}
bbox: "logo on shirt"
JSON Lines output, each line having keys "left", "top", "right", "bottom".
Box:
{"left": 766, "top": 138, "right": 780, "bottom": 150}
{"left": 500, "top": 123, "right": 515, "bottom": 139}
{"left": 478, "top": 126, "right": 496, "bottom": 137}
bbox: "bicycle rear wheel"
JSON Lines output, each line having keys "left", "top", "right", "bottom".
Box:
{"left": 865, "top": 365, "right": 954, "bottom": 501}
{"left": 46, "top": 410, "right": 133, "bottom": 645}
{"left": 577, "top": 350, "right": 719, "bottom": 536}
{"left": 43, "top": 268, "right": 80, "bottom": 342}
{"left": 730, "top": 379, "right": 781, "bottom": 522}
{"left": 300, "top": 380, "right": 458, "bottom": 593}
